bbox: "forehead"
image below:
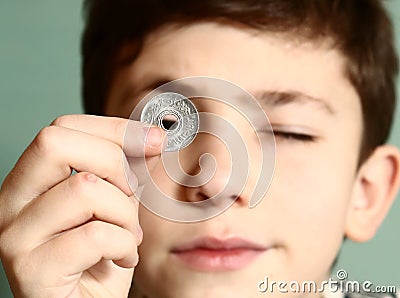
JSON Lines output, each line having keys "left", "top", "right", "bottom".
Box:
{"left": 109, "top": 21, "right": 360, "bottom": 121}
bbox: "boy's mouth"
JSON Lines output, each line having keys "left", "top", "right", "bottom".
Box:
{"left": 170, "top": 237, "right": 268, "bottom": 272}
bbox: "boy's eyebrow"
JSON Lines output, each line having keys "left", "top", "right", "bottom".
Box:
{"left": 128, "top": 74, "right": 335, "bottom": 115}
{"left": 252, "top": 90, "right": 335, "bottom": 115}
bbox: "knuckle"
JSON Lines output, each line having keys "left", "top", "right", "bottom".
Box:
{"left": 83, "top": 221, "right": 106, "bottom": 247}
{"left": 51, "top": 114, "right": 71, "bottom": 127}
{"left": 33, "top": 125, "right": 60, "bottom": 155}
{"left": 51, "top": 114, "right": 82, "bottom": 128}
{"left": 68, "top": 172, "right": 96, "bottom": 197}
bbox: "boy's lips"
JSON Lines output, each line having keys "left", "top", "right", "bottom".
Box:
{"left": 170, "top": 237, "right": 269, "bottom": 272}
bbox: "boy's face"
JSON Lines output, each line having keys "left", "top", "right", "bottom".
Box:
{"left": 105, "top": 22, "right": 363, "bottom": 297}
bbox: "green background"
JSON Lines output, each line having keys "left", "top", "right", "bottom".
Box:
{"left": 0, "top": 1, "right": 399, "bottom": 296}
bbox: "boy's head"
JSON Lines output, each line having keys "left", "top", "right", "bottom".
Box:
{"left": 82, "top": 0, "right": 398, "bottom": 164}
{"left": 81, "top": 1, "right": 400, "bottom": 297}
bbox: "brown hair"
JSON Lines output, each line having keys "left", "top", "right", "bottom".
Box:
{"left": 81, "top": 0, "right": 398, "bottom": 163}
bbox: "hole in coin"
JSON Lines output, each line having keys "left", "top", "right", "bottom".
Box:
{"left": 161, "top": 114, "right": 179, "bottom": 131}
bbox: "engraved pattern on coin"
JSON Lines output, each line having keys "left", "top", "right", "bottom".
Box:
{"left": 140, "top": 92, "right": 199, "bottom": 151}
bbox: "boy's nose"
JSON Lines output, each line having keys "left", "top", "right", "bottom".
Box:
{"left": 177, "top": 117, "right": 250, "bottom": 208}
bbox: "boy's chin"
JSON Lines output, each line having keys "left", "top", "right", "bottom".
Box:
{"left": 132, "top": 284, "right": 260, "bottom": 298}
{"left": 132, "top": 282, "right": 321, "bottom": 298}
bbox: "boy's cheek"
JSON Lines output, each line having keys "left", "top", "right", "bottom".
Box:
{"left": 269, "top": 144, "right": 354, "bottom": 232}
{"left": 262, "top": 175, "right": 348, "bottom": 282}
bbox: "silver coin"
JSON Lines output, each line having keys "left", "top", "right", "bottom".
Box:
{"left": 140, "top": 92, "right": 199, "bottom": 152}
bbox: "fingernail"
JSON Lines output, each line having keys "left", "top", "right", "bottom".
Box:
{"left": 144, "top": 127, "right": 164, "bottom": 148}
{"left": 136, "top": 224, "right": 143, "bottom": 243}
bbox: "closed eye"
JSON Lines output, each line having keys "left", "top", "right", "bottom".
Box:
{"left": 257, "top": 128, "right": 317, "bottom": 143}
{"left": 273, "top": 131, "right": 316, "bottom": 142}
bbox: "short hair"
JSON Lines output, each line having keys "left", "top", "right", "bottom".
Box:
{"left": 81, "top": 0, "right": 398, "bottom": 163}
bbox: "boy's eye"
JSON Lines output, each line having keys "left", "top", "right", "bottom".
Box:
{"left": 257, "top": 129, "right": 316, "bottom": 143}
{"left": 273, "top": 131, "right": 316, "bottom": 142}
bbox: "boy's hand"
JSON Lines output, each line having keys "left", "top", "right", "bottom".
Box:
{"left": 0, "top": 115, "right": 165, "bottom": 298}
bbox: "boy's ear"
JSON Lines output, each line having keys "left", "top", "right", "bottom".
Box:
{"left": 345, "top": 145, "right": 400, "bottom": 242}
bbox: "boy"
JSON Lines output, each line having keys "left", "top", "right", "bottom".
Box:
{"left": 1, "top": 0, "right": 399, "bottom": 297}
